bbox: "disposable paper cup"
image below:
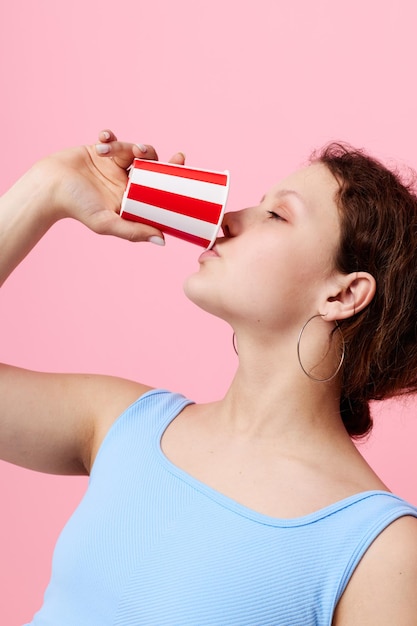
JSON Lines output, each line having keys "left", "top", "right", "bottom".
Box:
{"left": 121, "top": 159, "right": 230, "bottom": 248}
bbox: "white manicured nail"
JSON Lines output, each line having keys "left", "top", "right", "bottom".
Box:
{"left": 148, "top": 236, "right": 165, "bottom": 246}
{"left": 96, "top": 143, "right": 111, "bottom": 154}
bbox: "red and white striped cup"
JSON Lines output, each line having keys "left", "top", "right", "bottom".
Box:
{"left": 121, "top": 159, "right": 230, "bottom": 248}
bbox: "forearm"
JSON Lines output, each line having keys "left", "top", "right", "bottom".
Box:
{"left": 0, "top": 135, "right": 179, "bottom": 286}
{"left": 0, "top": 164, "right": 59, "bottom": 286}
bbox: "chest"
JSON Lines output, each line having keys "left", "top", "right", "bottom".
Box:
{"left": 39, "top": 398, "right": 394, "bottom": 626}
{"left": 48, "top": 440, "right": 351, "bottom": 626}
{"left": 161, "top": 410, "right": 357, "bottom": 518}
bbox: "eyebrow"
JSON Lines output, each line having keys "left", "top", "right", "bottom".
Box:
{"left": 261, "top": 189, "right": 306, "bottom": 208}
{"left": 275, "top": 189, "right": 305, "bottom": 203}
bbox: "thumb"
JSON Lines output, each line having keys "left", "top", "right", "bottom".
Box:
{"left": 89, "top": 210, "right": 165, "bottom": 244}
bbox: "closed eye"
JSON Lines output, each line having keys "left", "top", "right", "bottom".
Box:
{"left": 267, "top": 210, "right": 286, "bottom": 221}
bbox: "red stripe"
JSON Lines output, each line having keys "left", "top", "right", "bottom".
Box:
{"left": 121, "top": 212, "right": 210, "bottom": 247}
{"left": 132, "top": 159, "right": 228, "bottom": 186}
{"left": 127, "top": 184, "right": 222, "bottom": 225}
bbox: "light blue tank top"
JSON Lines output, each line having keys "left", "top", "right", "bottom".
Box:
{"left": 26, "top": 389, "right": 417, "bottom": 625}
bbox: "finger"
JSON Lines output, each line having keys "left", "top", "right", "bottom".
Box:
{"left": 95, "top": 141, "right": 158, "bottom": 170}
{"left": 131, "top": 143, "right": 159, "bottom": 161}
{"left": 168, "top": 152, "right": 186, "bottom": 165}
{"left": 96, "top": 133, "right": 158, "bottom": 162}
{"left": 98, "top": 129, "right": 118, "bottom": 143}
{"left": 90, "top": 210, "right": 166, "bottom": 244}
{"left": 94, "top": 141, "right": 158, "bottom": 161}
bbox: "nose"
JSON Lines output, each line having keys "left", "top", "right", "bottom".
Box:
{"left": 221, "top": 208, "right": 251, "bottom": 238}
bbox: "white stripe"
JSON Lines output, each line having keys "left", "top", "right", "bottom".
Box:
{"left": 129, "top": 168, "right": 228, "bottom": 205}
{"left": 121, "top": 198, "right": 221, "bottom": 241}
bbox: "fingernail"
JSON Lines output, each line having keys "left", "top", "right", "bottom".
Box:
{"left": 102, "top": 131, "right": 111, "bottom": 140}
{"left": 148, "top": 236, "right": 165, "bottom": 246}
{"left": 96, "top": 143, "right": 111, "bottom": 154}
{"left": 136, "top": 143, "right": 148, "bottom": 153}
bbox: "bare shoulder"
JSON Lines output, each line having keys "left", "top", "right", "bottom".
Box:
{"left": 89, "top": 376, "right": 153, "bottom": 470}
{"left": 333, "top": 514, "right": 417, "bottom": 625}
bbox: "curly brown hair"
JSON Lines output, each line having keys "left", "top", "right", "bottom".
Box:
{"left": 312, "top": 143, "right": 417, "bottom": 438}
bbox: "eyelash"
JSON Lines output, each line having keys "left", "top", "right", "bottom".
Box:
{"left": 267, "top": 210, "right": 285, "bottom": 221}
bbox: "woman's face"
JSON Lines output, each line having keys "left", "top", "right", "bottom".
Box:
{"left": 184, "top": 162, "right": 342, "bottom": 333}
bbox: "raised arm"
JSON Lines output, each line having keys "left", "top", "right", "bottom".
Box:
{"left": 0, "top": 130, "right": 181, "bottom": 285}
{"left": 0, "top": 131, "right": 185, "bottom": 474}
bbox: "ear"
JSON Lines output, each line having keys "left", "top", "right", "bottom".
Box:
{"left": 321, "top": 272, "right": 376, "bottom": 321}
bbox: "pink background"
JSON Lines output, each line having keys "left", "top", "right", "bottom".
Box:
{"left": 1, "top": 1, "right": 417, "bottom": 622}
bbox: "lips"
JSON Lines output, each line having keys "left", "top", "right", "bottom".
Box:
{"left": 198, "top": 246, "right": 220, "bottom": 263}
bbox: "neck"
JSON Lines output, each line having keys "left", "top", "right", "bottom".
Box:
{"left": 217, "top": 334, "right": 347, "bottom": 444}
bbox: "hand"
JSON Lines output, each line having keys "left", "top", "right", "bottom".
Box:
{"left": 35, "top": 129, "right": 185, "bottom": 243}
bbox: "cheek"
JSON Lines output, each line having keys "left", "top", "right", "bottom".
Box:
{"left": 182, "top": 238, "right": 332, "bottom": 325}
{"left": 236, "top": 249, "right": 328, "bottom": 321}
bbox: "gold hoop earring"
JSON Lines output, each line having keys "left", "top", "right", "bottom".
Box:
{"left": 297, "top": 314, "right": 345, "bottom": 382}
{"left": 232, "top": 332, "right": 238, "bottom": 355}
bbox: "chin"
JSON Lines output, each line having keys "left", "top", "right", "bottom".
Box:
{"left": 183, "top": 273, "right": 228, "bottom": 320}
{"left": 183, "top": 273, "right": 212, "bottom": 311}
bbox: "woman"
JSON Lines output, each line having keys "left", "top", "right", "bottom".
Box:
{"left": 1, "top": 130, "right": 417, "bottom": 625}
